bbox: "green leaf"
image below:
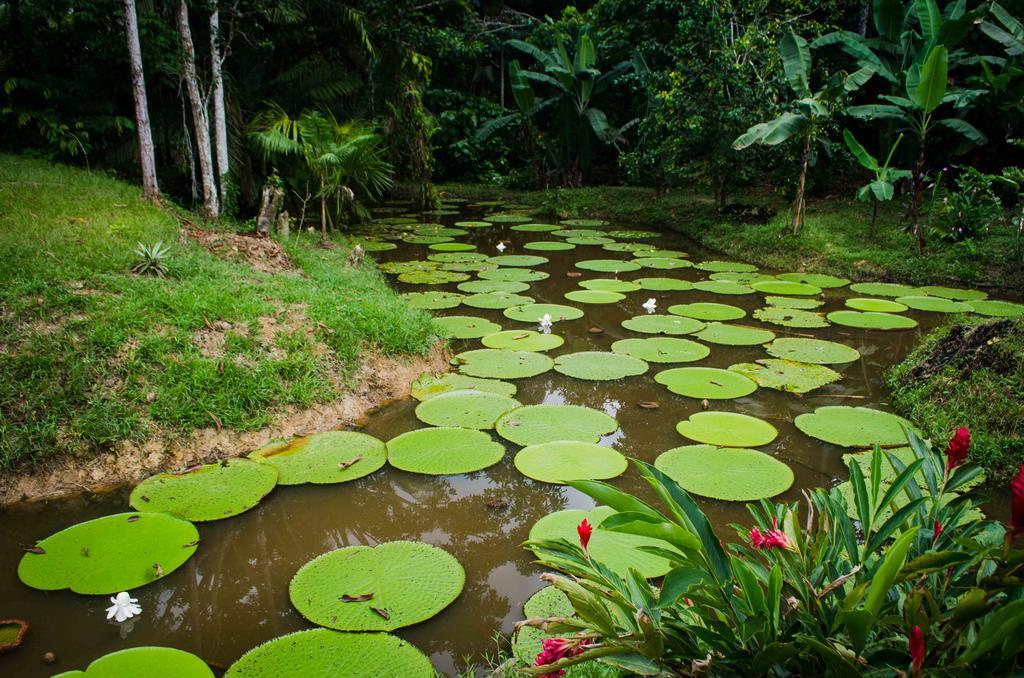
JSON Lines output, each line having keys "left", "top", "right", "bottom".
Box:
{"left": 847, "top": 104, "right": 909, "bottom": 121}
{"left": 934, "top": 117, "right": 988, "bottom": 145}
{"left": 598, "top": 653, "right": 662, "bottom": 675}
{"left": 874, "top": 0, "right": 904, "bottom": 42}
{"left": 843, "top": 129, "right": 879, "bottom": 170}
{"left": 914, "top": 45, "right": 948, "bottom": 113}
{"left": 958, "top": 600, "right": 1024, "bottom": 663}
{"left": 916, "top": 0, "right": 942, "bottom": 43}
{"left": 780, "top": 30, "right": 811, "bottom": 96}
{"left": 869, "top": 180, "right": 894, "bottom": 201}
{"left": 659, "top": 567, "right": 709, "bottom": 608}
{"left": 864, "top": 529, "right": 918, "bottom": 616}
{"left": 732, "top": 112, "right": 807, "bottom": 149}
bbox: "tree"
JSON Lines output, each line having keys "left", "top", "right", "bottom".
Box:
{"left": 209, "top": 2, "right": 229, "bottom": 207}
{"left": 123, "top": 0, "right": 159, "bottom": 200}
{"left": 176, "top": 0, "right": 218, "bottom": 219}
{"left": 844, "top": 130, "right": 912, "bottom": 236}
{"left": 733, "top": 30, "right": 875, "bottom": 234}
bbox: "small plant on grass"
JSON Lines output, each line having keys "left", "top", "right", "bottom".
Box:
{"left": 844, "top": 130, "right": 911, "bottom": 237}
{"left": 131, "top": 241, "right": 171, "bottom": 277}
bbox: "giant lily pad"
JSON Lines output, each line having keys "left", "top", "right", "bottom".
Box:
{"left": 462, "top": 292, "right": 535, "bottom": 310}
{"left": 694, "top": 323, "right": 775, "bottom": 346}
{"left": 414, "top": 390, "right": 522, "bottom": 429}
{"left": 511, "top": 587, "right": 576, "bottom": 665}
{"left": 454, "top": 221, "right": 492, "bottom": 229}
{"left": 54, "top": 647, "right": 214, "bottom": 678}
{"left": 440, "top": 261, "right": 496, "bottom": 273}
{"left": 553, "top": 351, "right": 649, "bottom": 380}
{"left": 564, "top": 290, "right": 625, "bottom": 304}
{"left": 603, "top": 242, "right": 648, "bottom": 253}
{"left": 728, "top": 359, "right": 842, "bottom": 394}
{"left": 654, "top": 446, "right": 793, "bottom": 501}
{"left": 495, "top": 404, "right": 617, "bottom": 446}
{"left": 352, "top": 240, "right": 397, "bottom": 252}
{"left": 484, "top": 214, "right": 531, "bottom": 223}
{"left": 414, "top": 225, "right": 467, "bottom": 237}
{"left": 129, "top": 459, "right": 278, "bottom": 522}
{"left": 895, "top": 295, "right": 971, "bottom": 313}
{"left": 968, "top": 299, "right": 1024, "bottom": 317}
{"left": 429, "top": 242, "right": 476, "bottom": 252}
{"left": 428, "top": 252, "right": 487, "bottom": 264}
{"left": 481, "top": 330, "right": 564, "bottom": 351}
{"left": 410, "top": 373, "right": 516, "bottom": 401}
{"left": 826, "top": 310, "right": 918, "bottom": 330}
{"left": 401, "top": 291, "right": 465, "bottom": 310}
{"left": 636, "top": 277, "right": 693, "bottom": 291}
{"left": 224, "top": 630, "right": 432, "bottom": 678}
{"left": 289, "top": 541, "right": 464, "bottom": 631}
{"left": 668, "top": 302, "right": 745, "bottom": 321}
{"left": 607, "top": 229, "right": 659, "bottom": 239}
{"left": 454, "top": 349, "right": 553, "bottom": 379}
{"left": 655, "top": 367, "right": 757, "bottom": 399}
{"left": 621, "top": 314, "right": 705, "bottom": 335}
{"left": 504, "top": 303, "right": 584, "bottom": 323}
{"left": 511, "top": 223, "right": 561, "bottom": 232}
{"left": 631, "top": 257, "right": 691, "bottom": 270}
{"left": 916, "top": 285, "right": 987, "bottom": 301}
{"left": 249, "top": 432, "right": 387, "bottom": 485}
{"left": 848, "top": 282, "right": 919, "bottom": 297}
{"left": 776, "top": 272, "right": 849, "bottom": 288}
{"left": 794, "top": 406, "right": 914, "bottom": 448}
{"left": 633, "top": 248, "right": 687, "bottom": 259}
{"left": 566, "top": 236, "right": 614, "bottom": 246}
{"left": 560, "top": 218, "right": 609, "bottom": 227}
{"left": 845, "top": 297, "right": 908, "bottom": 313}
{"left": 611, "top": 337, "right": 710, "bottom": 363}
{"left": 386, "top": 427, "right": 505, "bottom": 474}
{"left": 433, "top": 315, "right": 502, "bottom": 339}
{"left": 752, "top": 307, "right": 829, "bottom": 328}
{"left": 528, "top": 506, "right": 676, "bottom": 579}
{"left": 514, "top": 442, "right": 627, "bottom": 484}
{"left": 479, "top": 267, "right": 549, "bottom": 282}
{"left": 765, "top": 338, "right": 860, "bottom": 364}
{"left": 379, "top": 260, "right": 438, "bottom": 274}
{"left": 765, "top": 295, "right": 824, "bottom": 310}
{"left": 488, "top": 254, "right": 549, "bottom": 267}
{"left": 695, "top": 260, "right": 758, "bottom": 273}
{"left": 750, "top": 280, "right": 822, "bottom": 296}
{"left": 18, "top": 512, "right": 199, "bottom": 594}
{"left": 675, "top": 411, "right": 778, "bottom": 447}
{"left": 524, "top": 241, "right": 576, "bottom": 251}
{"left": 575, "top": 259, "right": 641, "bottom": 274}
{"left": 579, "top": 279, "right": 641, "bottom": 293}
{"left": 692, "top": 280, "right": 754, "bottom": 295}
{"left": 710, "top": 271, "right": 774, "bottom": 284}
{"left": 403, "top": 235, "right": 454, "bottom": 245}
{"left": 553, "top": 228, "right": 603, "bottom": 238}
{"left": 457, "top": 279, "right": 530, "bottom": 294}
{"left": 398, "top": 270, "right": 470, "bottom": 285}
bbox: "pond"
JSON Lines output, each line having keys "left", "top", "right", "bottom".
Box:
{"left": 1, "top": 201, "right": 1018, "bottom": 676}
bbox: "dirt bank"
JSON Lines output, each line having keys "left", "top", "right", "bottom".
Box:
{"left": 0, "top": 344, "right": 450, "bottom": 504}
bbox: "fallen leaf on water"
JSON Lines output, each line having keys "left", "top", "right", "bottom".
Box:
{"left": 513, "top": 333, "right": 529, "bottom": 339}
{"left": 371, "top": 607, "right": 391, "bottom": 620}
{"left": 153, "top": 563, "right": 164, "bottom": 577}
{"left": 20, "top": 545, "right": 45, "bottom": 555}
{"left": 566, "top": 272, "right": 582, "bottom": 278}
{"left": 340, "top": 593, "right": 374, "bottom": 602}
{"left": 588, "top": 327, "right": 604, "bottom": 334}
{"left": 701, "top": 399, "right": 710, "bottom": 410}
{"left": 338, "top": 455, "right": 363, "bottom": 470}
{"left": 638, "top": 401, "right": 659, "bottom": 409}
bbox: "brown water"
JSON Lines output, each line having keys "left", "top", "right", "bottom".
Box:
{"left": 0, "top": 204, "right": 987, "bottom": 676}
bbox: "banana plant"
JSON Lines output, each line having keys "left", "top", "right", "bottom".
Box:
{"left": 733, "top": 30, "right": 876, "bottom": 234}
{"left": 844, "top": 130, "right": 913, "bottom": 236}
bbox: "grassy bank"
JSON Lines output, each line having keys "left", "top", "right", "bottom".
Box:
{"left": 435, "top": 183, "right": 1024, "bottom": 291}
{"left": 0, "top": 155, "right": 439, "bottom": 471}
{"left": 886, "top": 317, "right": 1024, "bottom": 482}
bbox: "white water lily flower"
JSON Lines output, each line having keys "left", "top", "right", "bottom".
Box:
{"left": 106, "top": 592, "right": 142, "bottom": 623}
{"left": 538, "top": 313, "right": 553, "bottom": 333}
{"left": 496, "top": 242, "right": 507, "bottom": 252}
{"left": 642, "top": 298, "right": 657, "bottom": 313}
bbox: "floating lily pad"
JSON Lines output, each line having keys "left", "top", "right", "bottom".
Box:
{"left": 675, "top": 411, "right": 778, "bottom": 447}
{"left": 654, "top": 446, "right": 793, "bottom": 501}
{"left": 709, "top": 271, "right": 775, "bottom": 283}
{"left": 848, "top": 282, "right": 919, "bottom": 297}
{"left": 488, "top": 255, "right": 549, "bottom": 267}
{"left": 387, "top": 427, "right": 505, "bottom": 474}
{"left": 379, "top": 260, "right": 438, "bottom": 274}
{"left": 777, "top": 272, "right": 849, "bottom": 288}
{"left": 373, "top": 216, "right": 417, "bottom": 225}
{"left": 765, "top": 338, "right": 860, "bottom": 364}
{"left": 633, "top": 248, "right": 687, "bottom": 259}
{"left": 576, "top": 259, "right": 641, "bottom": 273}
{"left": 397, "top": 270, "right": 470, "bottom": 285}
{"left": 479, "top": 267, "right": 549, "bottom": 282}
{"left": 621, "top": 314, "right": 705, "bottom": 335}
{"left": 504, "top": 303, "right": 584, "bottom": 323}
{"left": 693, "top": 280, "right": 754, "bottom": 295}
{"left": 794, "top": 406, "right": 914, "bottom": 448}
{"left": 440, "top": 261, "right": 497, "bottom": 273}
{"left": 402, "top": 235, "right": 454, "bottom": 245}
{"left": 524, "top": 241, "right": 576, "bottom": 251}
{"left": 564, "top": 289, "right": 625, "bottom": 304}
{"left": 401, "top": 291, "right": 465, "bottom": 310}
{"left": 481, "top": 330, "right": 564, "bottom": 351}
{"left": 433, "top": 315, "right": 502, "bottom": 339}
{"left": 845, "top": 297, "right": 908, "bottom": 313}
{"left": 129, "top": 459, "right": 277, "bottom": 522}
{"left": 428, "top": 242, "right": 476, "bottom": 252}
{"left": 224, "top": 630, "right": 432, "bottom": 678}
{"left": 827, "top": 310, "right": 918, "bottom": 330}
{"left": 968, "top": 299, "right": 1024, "bottom": 317}
{"left": 729, "top": 359, "right": 842, "bottom": 394}
{"left": 607, "top": 229, "right": 659, "bottom": 239}
{"left": 18, "top": 512, "right": 199, "bottom": 594}
{"left": 454, "top": 221, "right": 493, "bottom": 228}
{"left": 560, "top": 218, "right": 609, "bottom": 227}
{"left": 579, "top": 279, "right": 641, "bottom": 293}
{"left": 511, "top": 223, "right": 561, "bottom": 232}
{"left": 515, "top": 442, "right": 628, "bottom": 484}
{"left": 695, "top": 260, "right": 758, "bottom": 273}
{"left": 414, "top": 390, "right": 522, "bottom": 429}
{"left": 552, "top": 228, "right": 603, "bottom": 238}
{"left": 495, "top": 405, "right": 617, "bottom": 446}
{"left": 55, "top": 647, "right": 214, "bottom": 678}
{"left": 694, "top": 323, "right": 775, "bottom": 346}
{"left": 352, "top": 240, "right": 397, "bottom": 252}
{"left": 511, "top": 587, "right": 576, "bottom": 665}
{"left": 484, "top": 214, "right": 531, "bottom": 223}
{"left": 250, "top": 431, "right": 387, "bottom": 485}
{"left": 636, "top": 277, "right": 693, "bottom": 291}
{"left": 631, "top": 257, "right": 691, "bottom": 270}
{"left": 750, "top": 280, "right": 822, "bottom": 296}
{"left": 603, "top": 242, "right": 648, "bottom": 253}
{"left": 428, "top": 252, "right": 488, "bottom": 264}
{"left": 410, "top": 372, "right": 516, "bottom": 401}
{"left": 565, "top": 236, "right": 614, "bottom": 245}
{"left": 895, "top": 295, "right": 971, "bottom": 313}
{"left": 553, "top": 351, "right": 649, "bottom": 380}
{"left": 668, "top": 302, "right": 745, "bottom": 321}
{"left": 457, "top": 280, "right": 530, "bottom": 294}
{"left": 765, "top": 295, "right": 825, "bottom": 310}
{"left": 655, "top": 367, "right": 757, "bottom": 399}
{"left": 528, "top": 506, "right": 676, "bottom": 579}
{"left": 752, "top": 307, "right": 830, "bottom": 328}
{"left": 915, "top": 285, "right": 987, "bottom": 301}
{"left": 414, "top": 225, "right": 467, "bottom": 237}
{"left": 290, "top": 541, "right": 464, "bottom": 631}
{"left": 611, "top": 337, "right": 710, "bottom": 363}
{"left": 462, "top": 292, "right": 535, "bottom": 310}
{"left": 454, "top": 349, "right": 554, "bottom": 379}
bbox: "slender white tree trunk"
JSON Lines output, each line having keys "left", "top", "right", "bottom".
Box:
{"left": 209, "top": 5, "right": 229, "bottom": 204}
{"left": 123, "top": 0, "right": 159, "bottom": 200}
{"left": 176, "top": 0, "right": 218, "bottom": 219}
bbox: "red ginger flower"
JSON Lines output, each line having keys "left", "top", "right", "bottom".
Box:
{"left": 534, "top": 637, "right": 584, "bottom": 677}
{"left": 748, "top": 517, "right": 793, "bottom": 551}
{"left": 577, "top": 519, "right": 592, "bottom": 554}
{"left": 909, "top": 625, "right": 925, "bottom": 676}
{"left": 945, "top": 427, "right": 970, "bottom": 473}
{"left": 1012, "top": 464, "right": 1024, "bottom": 538}
{"left": 933, "top": 519, "right": 943, "bottom": 542}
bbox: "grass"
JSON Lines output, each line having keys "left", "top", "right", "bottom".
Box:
{"left": 886, "top": 316, "right": 1024, "bottom": 482}
{"left": 0, "top": 155, "right": 439, "bottom": 471}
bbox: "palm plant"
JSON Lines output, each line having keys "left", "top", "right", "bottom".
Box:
{"left": 249, "top": 104, "right": 392, "bottom": 241}
{"left": 844, "top": 130, "right": 912, "bottom": 236}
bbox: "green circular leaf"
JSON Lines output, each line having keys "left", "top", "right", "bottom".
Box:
{"left": 512, "top": 588, "right": 576, "bottom": 665}
{"left": 552, "top": 228, "right": 603, "bottom": 238}
{"left": 692, "top": 280, "right": 754, "bottom": 295}
{"left": 655, "top": 367, "right": 757, "bottom": 399}
{"left": 428, "top": 242, "right": 476, "bottom": 252}
{"left": 633, "top": 248, "right": 688, "bottom": 259}
{"left": 433, "top": 315, "right": 502, "bottom": 339}
{"left": 607, "top": 229, "right": 659, "bottom": 239}
{"left": 750, "top": 280, "right": 822, "bottom": 296}
{"left": 611, "top": 337, "right": 710, "bottom": 363}
{"left": 457, "top": 279, "right": 530, "bottom": 294}
{"left": 636, "top": 277, "right": 693, "bottom": 291}
{"left": 18, "top": 512, "right": 199, "bottom": 594}
{"left": 895, "top": 295, "right": 972, "bottom": 313}
{"left": 826, "top": 310, "right": 918, "bottom": 330}
{"left": 129, "top": 459, "right": 277, "bottom": 522}
{"left": 575, "top": 259, "right": 641, "bottom": 273}
{"left": 579, "top": 279, "right": 641, "bottom": 293}
{"left": 695, "top": 260, "right": 758, "bottom": 273}
{"left": 559, "top": 218, "right": 609, "bottom": 227}
{"left": 511, "top": 223, "right": 561, "bottom": 232}
{"left": 776, "top": 272, "right": 849, "bottom": 288}
{"left": 462, "top": 292, "right": 535, "bottom": 310}
{"left": 481, "top": 330, "right": 564, "bottom": 351}
{"left": 504, "top": 303, "right": 584, "bottom": 323}
{"left": 654, "top": 446, "right": 793, "bottom": 501}
{"left": 454, "top": 220, "right": 493, "bottom": 228}
{"left": 386, "top": 427, "right": 505, "bottom": 474}
{"left": 379, "top": 260, "right": 438, "bottom": 274}
{"left": 524, "top": 240, "right": 576, "bottom": 251}
{"left": 403, "top": 235, "right": 454, "bottom": 245}
{"left": 564, "top": 289, "right": 625, "bottom": 304}
{"left": 410, "top": 373, "right": 516, "bottom": 401}
{"left": 484, "top": 213, "right": 531, "bottom": 223}
{"left": 413, "top": 225, "right": 467, "bottom": 237}
{"left": 765, "top": 295, "right": 824, "bottom": 310}
{"left": 709, "top": 271, "right": 774, "bottom": 283}
{"left": 967, "top": 299, "right": 1024, "bottom": 317}
{"left": 514, "top": 441, "right": 627, "bottom": 484}
{"left": 848, "top": 282, "right": 919, "bottom": 297}
{"left": 428, "top": 252, "right": 488, "bottom": 263}
{"left": 845, "top": 297, "right": 908, "bottom": 313}
{"left": 668, "top": 302, "right": 745, "bottom": 321}
{"left": 794, "top": 406, "right": 915, "bottom": 447}
{"left": 352, "top": 240, "right": 397, "bottom": 252}
{"left": 495, "top": 404, "right": 617, "bottom": 446}
{"left": 765, "top": 338, "right": 860, "bottom": 364}
{"left": 631, "top": 257, "right": 691, "bottom": 270}
{"left": 728, "top": 359, "right": 842, "bottom": 394}
{"left": 752, "top": 307, "right": 829, "bottom": 328}
{"left": 454, "top": 349, "right": 554, "bottom": 378}
{"left": 397, "top": 270, "right": 470, "bottom": 285}
{"left": 565, "top": 236, "right": 614, "bottom": 245}
{"left": 621, "top": 314, "right": 706, "bottom": 335}
{"left": 675, "top": 411, "right": 778, "bottom": 447}
{"left": 488, "top": 254, "right": 549, "bottom": 267}
{"left": 401, "top": 291, "right": 465, "bottom": 310}
{"left": 414, "top": 389, "right": 522, "bottom": 429}
{"left": 479, "top": 267, "right": 549, "bottom": 282}
{"left": 553, "top": 351, "right": 649, "bottom": 380}
{"left": 56, "top": 647, "right": 214, "bottom": 678}
{"left": 915, "top": 285, "right": 987, "bottom": 301}
{"left": 602, "top": 242, "right": 648, "bottom": 253}
{"left": 249, "top": 431, "right": 387, "bottom": 485}
{"left": 694, "top": 323, "right": 775, "bottom": 346}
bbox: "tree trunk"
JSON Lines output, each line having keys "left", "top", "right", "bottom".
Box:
{"left": 792, "top": 133, "right": 811, "bottom": 235}
{"left": 209, "top": 5, "right": 229, "bottom": 205}
{"left": 870, "top": 201, "right": 879, "bottom": 238}
{"left": 319, "top": 178, "right": 327, "bottom": 242}
{"left": 123, "top": 0, "right": 159, "bottom": 200}
{"left": 911, "top": 128, "right": 928, "bottom": 253}
{"left": 276, "top": 210, "right": 290, "bottom": 238}
{"left": 176, "top": 0, "right": 218, "bottom": 219}
{"left": 255, "top": 183, "right": 283, "bottom": 236}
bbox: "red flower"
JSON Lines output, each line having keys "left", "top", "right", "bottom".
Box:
{"left": 748, "top": 517, "right": 793, "bottom": 551}
{"left": 534, "top": 637, "right": 584, "bottom": 677}
{"left": 933, "top": 519, "right": 943, "bottom": 542}
{"left": 909, "top": 625, "right": 925, "bottom": 676}
{"left": 945, "top": 427, "right": 970, "bottom": 473}
{"left": 1012, "top": 464, "right": 1024, "bottom": 538}
{"left": 577, "top": 519, "right": 592, "bottom": 554}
